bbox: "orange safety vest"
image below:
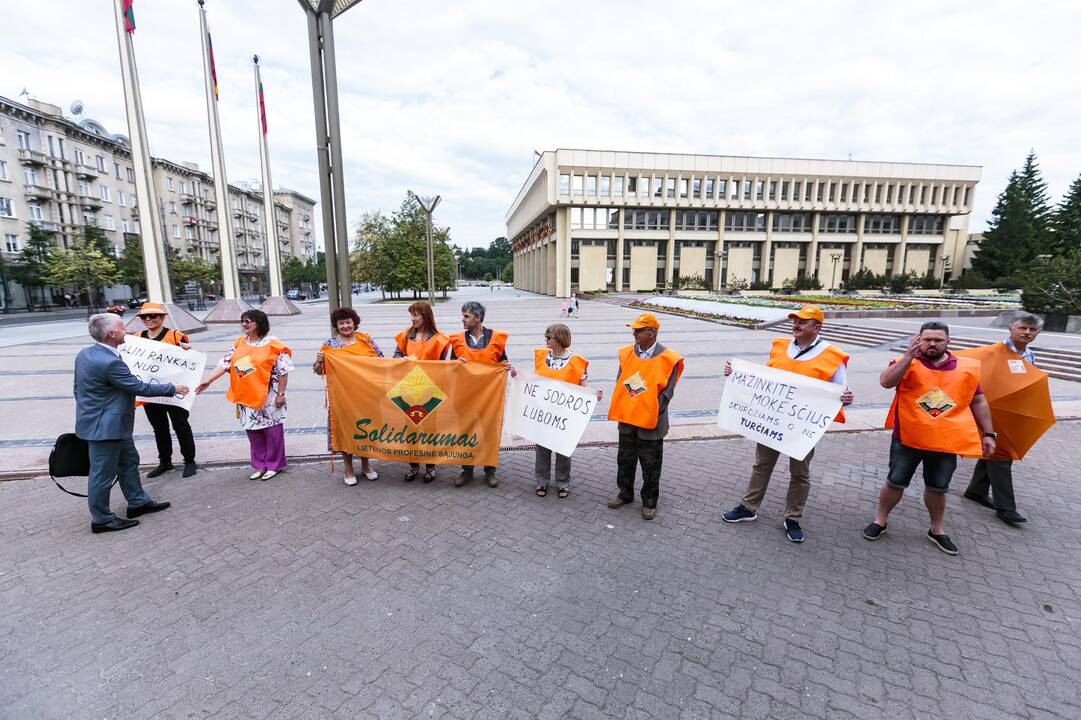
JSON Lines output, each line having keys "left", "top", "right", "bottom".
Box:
{"left": 225, "top": 336, "right": 292, "bottom": 409}
{"left": 607, "top": 345, "right": 684, "bottom": 430}
{"left": 138, "top": 327, "right": 189, "bottom": 346}
{"left": 394, "top": 330, "right": 450, "bottom": 360}
{"left": 448, "top": 329, "right": 509, "bottom": 364}
{"left": 322, "top": 332, "right": 379, "bottom": 357}
{"left": 767, "top": 337, "right": 850, "bottom": 424}
{"left": 533, "top": 348, "right": 589, "bottom": 385}
{"left": 884, "top": 355, "right": 982, "bottom": 456}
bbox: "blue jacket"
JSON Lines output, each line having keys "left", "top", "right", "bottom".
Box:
{"left": 74, "top": 343, "right": 176, "bottom": 441}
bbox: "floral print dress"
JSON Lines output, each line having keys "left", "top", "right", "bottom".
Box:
{"left": 219, "top": 335, "right": 295, "bottom": 430}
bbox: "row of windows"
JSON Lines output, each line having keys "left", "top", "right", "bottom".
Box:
{"left": 563, "top": 208, "right": 946, "bottom": 236}
{"left": 558, "top": 171, "right": 971, "bottom": 208}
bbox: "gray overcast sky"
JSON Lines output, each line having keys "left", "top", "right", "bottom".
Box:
{"left": 4, "top": 1, "right": 1081, "bottom": 250}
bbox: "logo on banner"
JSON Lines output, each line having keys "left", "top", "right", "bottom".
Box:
{"left": 916, "top": 387, "right": 956, "bottom": 418}
{"left": 388, "top": 366, "right": 446, "bottom": 425}
{"left": 233, "top": 355, "right": 256, "bottom": 378}
{"left": 623, "top": 371, "right": 647, "bottom": 397}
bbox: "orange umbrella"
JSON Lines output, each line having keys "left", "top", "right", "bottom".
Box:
{"left": 954, "top": 343, "right": 1055, "bottom": 460}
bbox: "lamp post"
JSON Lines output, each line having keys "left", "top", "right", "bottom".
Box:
{"left": 297, "top": 0, "right": 363, "bottom": 312}
{"left": 409, "top": 191, "right": 440, "bottom": 302}
{"left": 830, "top": 252, "right": 842, "bottom": 292}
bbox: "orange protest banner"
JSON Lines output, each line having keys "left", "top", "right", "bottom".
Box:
{"left": 323, "top": 354, "right": 507, "bottom": 466}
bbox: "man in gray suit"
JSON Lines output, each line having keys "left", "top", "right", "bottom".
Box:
{"left": 75, "top": 313, "right": 189, "bottom": 534}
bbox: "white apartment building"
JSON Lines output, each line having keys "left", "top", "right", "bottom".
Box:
{"left": 0, "top": 95, "right": 316, "bottom": 307}
{"left": 507, "top": 149, "right": 982, "bottom": 297}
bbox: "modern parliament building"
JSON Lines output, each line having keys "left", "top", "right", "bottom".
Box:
{"left": 506, "top": 149, "right": 981, "bottom": 297}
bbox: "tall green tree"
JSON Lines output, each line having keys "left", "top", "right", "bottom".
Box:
{"left": 1052, "top": 173, "right": 1081, "bottom": 254}
{"left": 117, "top": 237, "right": 146, "bottom": 291}
{"left": 281, "top": 256, "right": 307, "bottom": 289}
{"left": 171, "top": 255, "right": 220, "bottom": 295}
{"left": 972, "top": 152, "right": 1054, "bottom": 280}
{"left": 42, "top": 239, "right": 118, "bottom": 313}
{"left": 84, "top": 220, "right": 115, "bottom": 259}
{"left": 10, "top": 223, "right": 55, "bottom": 310}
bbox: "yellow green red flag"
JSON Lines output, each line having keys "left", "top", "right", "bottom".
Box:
{"left": 324, "top": 354, "right": 507, "bottom": 466}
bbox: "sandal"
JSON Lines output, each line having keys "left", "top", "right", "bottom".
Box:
{"left": 422, "top": 467, "right": 436, "bottom": 483}
{"left": 535, "top": 487, "right": 547, "bottom": 497}
{"left": 404, "top": 468, "right": 418, "bottom": 482}
{"left": 558, "top": 489, "right": 570, "bottom": 499}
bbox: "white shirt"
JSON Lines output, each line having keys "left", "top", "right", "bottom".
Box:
{"left": 635, "top": 340, "right": 659, "bottom": 359}
{"left": 788, "top": 337, "right": 847, "bottom": 386}
{"left": 96, "top": 342, "right": 121, "bottom": 358}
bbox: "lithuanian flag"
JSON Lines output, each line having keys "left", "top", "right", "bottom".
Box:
{"left": 258, "top": 81, "right": 267, "bottom": 134}
{"left": 208, "top": 33, "right": 219, "bottom": 99}
{"left": 122, "top": 0, "right": 135, "bottom": 33}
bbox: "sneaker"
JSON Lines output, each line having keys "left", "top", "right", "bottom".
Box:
{"left": 722, "top": 505, "right": 757, "bottom": 523}
{"left": 454, "top": 471, "right": 473, "bottom": 488}
{"left": 927, "top": 531, "right": 959, "bottom": 555}
{"left": 783, "top": 519, "right": 804, "bottom": 543}
{"left": 485, "top": 472, "right": 499, "bottom": 488}
{"left": 862, "top": 522, "right": 887, "bottom": 540}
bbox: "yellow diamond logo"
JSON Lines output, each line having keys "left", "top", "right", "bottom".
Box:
{"left": 387, "top": 365, "right": 447, "bottom": 426}
{"left": 623, "top": 371, "right": 647, "bottom": 398}
{"left": 916, "top": 387, "right": 956, "bottom": 418}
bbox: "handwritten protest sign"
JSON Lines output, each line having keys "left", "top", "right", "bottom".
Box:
{"left": 118, "top": 334, "right": 206, "bottom": 411}
{"left": 717, "top": 358, "right": 842, "bottom": 460}
{"left": 506, "top": 374, "right": 596, "bottom": 456}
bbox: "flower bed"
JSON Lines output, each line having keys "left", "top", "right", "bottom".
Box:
{"left": 629, "top": 300, "right": 763, "bottom": 327}
{"left": 677, "top": 293, "right": 1017, "bottom": 312}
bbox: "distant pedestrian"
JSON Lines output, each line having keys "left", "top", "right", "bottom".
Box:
{"left": 863, "top": 321, "right": 996, "bottom": 555}
{"left": 560, "top": 301, "right": 568, "bottom": 318}
{"left": 570, "top": 293, "right": 580, "bottom": 318}
{"left": 195, "top": 310, "right": 294, "bottom": 481}
{"left": 606, "top": 312, "right": 683, "bottom": 520}
{"left": 75, "top": 313, "right": 186, "bottom": 534}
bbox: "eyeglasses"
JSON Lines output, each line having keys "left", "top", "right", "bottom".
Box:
{"left": 633, "top": 328, "right": 654, "bottom": 335}
{"left": 544, "top": 334, "right": 552, "bottom": 340}
{"left": 240, "top": 319, "right": 254, "bottom": 325}
{"left": 142, "top": 314, "right": 164, "bottom": 319}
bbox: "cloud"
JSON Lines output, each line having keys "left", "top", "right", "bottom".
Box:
{"left": 4, "top": 0, "right": 1081, "bottom": 251}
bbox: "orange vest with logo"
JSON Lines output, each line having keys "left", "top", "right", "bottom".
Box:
{"left": 884, "top": 355, "right": 982, "bottom": 456}
{"left": 225, "top": 336, "right": 292, "bottom": 409}
{"left": 767, "top": 337, "right": 849, "bottom": 423}
{"left": 394, "top": 330, "right": 450, "bottom": 360}
{"left": 534, "top": 349, "right": 589, "bottom": 385}
{"left": 607, "top": 345, "right": 684, "bottom": 430}
{"left": 449, "top": 330, "right": 509, "bottom": 364}
{"left": 322, "top": 332, "right": 379, "bottom": 358}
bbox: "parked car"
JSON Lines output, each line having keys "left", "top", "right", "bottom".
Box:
{"left": 286, "top": 289, "right": 307, "bottom": 300}
{"left": 128, "top": 294, "right": 149, "bottom": 309}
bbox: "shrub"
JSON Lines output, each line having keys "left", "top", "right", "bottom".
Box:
{"left": 843, "top": 269, "right": 886, "bottom": 291}
{"left": 782, "top": 274, "right": 823, "bottom": 291}
{"left": 725, "top": 276, "right": 749, "bottom": 291}
{"left": 917, "top": 270, "right": 940, "bottom": 290}
{"left": 674, "top": 273, "right": 708, "bottom": 290}
{"left": 887, "top": 272, "right": 917, "bottom": 294}
{"left": 951, "top": 272, "right": 994, "bottom": 290}
{"left": 1020, "top": 252, "right": 1081, "bottom": 316}
{"left": 749, "top": 280, "right": 772, "bottom": 290}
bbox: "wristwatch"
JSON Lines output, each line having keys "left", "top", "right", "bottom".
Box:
{"left": 983, "top": 432, "right": 997, "bottom": 439}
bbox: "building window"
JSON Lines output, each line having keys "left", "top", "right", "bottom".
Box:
{"left": 78, "top": 180, "right": 90, "bottom": 196}
{"left": 173, "top": 224, "right": 180, "bottom": 239}
{"left": 96, "top": 155, "right": 106, "bottom": 172}
{"left": 74, "top": 149, "right": 85, "bottom": 166}
{"left": 768, "top": 180, "right": 777, "bottom": 201}
{"left": 28, "top": 203, "right": 42, "bottom": 220}
{"left": 742, "top": 180, "right": 752, "bottom": 200}
{"left": 705, "top": 179, "right": 715, "bottom": 197}
{"left": 718, "top": 179, "right": 727, "bottom": 199}
{"left": 100, "top": 185, "right": 111, "bottom": 202}
{"left": 754, "top": 180, "right": 764, "bottom": 201}
{"left": 184, "top": 226, "right": 194, "bottom": 240}
{"left": 600, "top": 175, "right": 610, "bottom": 197}
{"left": 16, "top": 130, "right": 31, "bottom": 150}
{"left": 780, "top": 181, "right": 790, "bottom": 201}
{"left": 4, "top": 233, "right": 18, "bottom": 253}
{"left": 127, "top": 168, "right": 135, "bottom": 183}
{"left": 805, "top": 182, "right": 814, "bottom": 202}
{"left": 117, "top": 191, "right": 125, "bottom": 207}
{"left": 572, "top": 175, "right": 583, "bottom": 196}
{"left": 908, "top": 216, "right": 944, "bottom": 235}
{"left": 792, "top": 181, "right": 802, "bottom": 201}
{"left": 819, "top": 213, "right": 856, "bottom": 233}
{"left": 665, "top": 178, "right": 675, "bottom": 198}
{"left": 167, "top": 177, "right": 175, "bottom": 191}
{"left": 169, "top": 201, "right": 177, "bottom": 214}
{"left": 828, "top": 182, "right": 837, "bottom": 203}
{"left": 772, "top": 212, "right": 812, "bottom": 233}
{"left": 0, "top": 160, "right": 7, "bottom": 181}
{"left": 963, "top": 186, "right": 971, "bottom": 207}
{"left": 692, "top": 179, "right": 701, "bottom": 197}
{"left": 180, "top": 180, "right": 188, "bottom": 194}
{"left": 614, "top": 176, "right": 624, "bottom": 196}
{"left": 585, "top": 175, "right": 596, "bottom": 195}
{"left": 559, "top": 174, "right": 570, "bottom": 194}
{"left": 0, "top": 198, "right": 13, "bottom": 217}
{"left": 103, "top": 215, "right": 115, "bottom": 230}
{"left": 122, "top": 219, "right": 129, "bottom": 233}
{"left": 840, "top": 183, "right": 849, "bottom": 202}
{"left": 676, "top": 210, "right": 718, "bottom": 231}
{"left": 679, "top": 179, "right": 688, "bottom": 198}
{"left": 24, "top": 168, "right": 37, "bottom": 186}
{"left": 724, "top": 212, "right": 766, "bottom": 232}
{"left": 864, "top": 214, "right": 901, "bottom": 234}
{"left": 115, "top": 163, "right": 122, "bottom": 179}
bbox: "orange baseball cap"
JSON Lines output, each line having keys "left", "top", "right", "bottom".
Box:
{"left": 787, "top": 305, "right": 824, "bottom": 323}
{"left": 627, "top": 312, "right": 661, "bottom": 330}
{"left": 136, "top": 302, "right": 167, "bottom": 317}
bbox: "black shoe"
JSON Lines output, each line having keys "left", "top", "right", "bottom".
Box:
{"left": 484, "top": 472, "right": 498, "bottom": 488}
{"left": 182, "top": 462, "right": 197, "bottom": 478}
{"left": 927, "top": 530, "right": 959, "bottom": 555}
{"left": 863, "top": 522, "right": 887, "bottom": 541}
{"left": 607, "top": 495, "right": 632, "bottom": 509}
{"left": 783, "top": 519, "right": 805, "bottom": 543}
{"left": 722, "top": 504, "right": 757, "bottom": 523}
{"left": 127, "top": 500, "right": 171, "bottom": 518}
{"left": 996, "top": 510, "right": 1027, "bottom": 526}
{"left": 454, "top": 472, "right": 474, "bottom": 488}
{"left": 963, "top": 491, "right": 994, "bottom": 509}
{"left": 146, "top": 463, "right": 174, "bottom": 478}
{"left": 91, "top": 517, "right": 140, "bottom": 534}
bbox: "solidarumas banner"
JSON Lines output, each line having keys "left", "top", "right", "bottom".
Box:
{"left": 324, "top": 354, "right": 507, "bottom": 466}
{"left": 506, "top": 374, "right": 597, "bottom": 457}
{"left": 717, "top": 358, "right": 842, "bottom": 461}
{"left": 119, "top": 334, "right": 206, "bottom": 411}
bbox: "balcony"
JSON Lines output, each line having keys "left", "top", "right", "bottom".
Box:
{"left": 30, "top": 219, "right": 59, "bottom": 232}
{"left": 74, "top": 163, "right": 100, "bottom": 179}
{"left": 205, "top": 198, "right": 216, "bottom": 209}
{"left": 79, "top": 195, "right": 104, "bottom": 210}
{"left": 24, "top": 184, "right": 53, "bottom": 200}
{"left": 183, "top": 215, "right": 198, "bottom": 226}
{"left": 129, "top": 205, "right": 139, "bottom": 217}
{"left": 233, "top": 226, "right": 245, "bottom": 236}
{"left": 180, "top": 190, "right": 196, "bottom": 202}
{"left": 17, "top": 148, "right": 47, "bottom": 166}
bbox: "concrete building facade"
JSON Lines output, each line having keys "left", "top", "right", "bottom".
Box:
{"left": 507, "top": 149, "right": 981, "bottom": 297}
{"left": 0, "top": 95, "right": 315, "bottom": 308}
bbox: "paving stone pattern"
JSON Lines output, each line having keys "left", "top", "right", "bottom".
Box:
{"left": 2, "top": 421, "right": 1079, "bottom": 719}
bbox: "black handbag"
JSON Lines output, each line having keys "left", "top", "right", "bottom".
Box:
{"left": 48, "top": 433, "right": 91, "bottom": 497}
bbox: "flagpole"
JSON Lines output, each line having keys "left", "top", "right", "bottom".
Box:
{"left": 197, "top": 0, "right": 252, "bottom": 323}
{"left": 112, "top": 0, "right": 205, "bottom": 333}
{"left": 252, "top": 55, "right": 298, "bottom": 316}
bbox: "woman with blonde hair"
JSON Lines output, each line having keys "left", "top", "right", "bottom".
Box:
{"left": 511, "top": 322, "right": 600, "bottom": 498}
{"left": 393, "top": 301, "right": 451, "bottom": 483}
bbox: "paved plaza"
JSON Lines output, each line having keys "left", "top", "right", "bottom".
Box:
{"left": 2, "top": 289, "right": 1080, "bottom": 719}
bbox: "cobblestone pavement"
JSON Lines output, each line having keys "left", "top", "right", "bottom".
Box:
{"left": 2, "top": 421, "right": 1079, "bottom": 720}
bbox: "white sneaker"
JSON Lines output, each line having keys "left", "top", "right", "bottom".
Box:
{"left": 261, "top": 470, "right": 280, "bottom": 480}
{"left": 343, "top": 474, "right": 358, "bottom": 486}
{"left": 249, "top": 470, "right": 264, "bottom": 480}
{"left": 362, "top": 469, "right": 378, "bottom": 481}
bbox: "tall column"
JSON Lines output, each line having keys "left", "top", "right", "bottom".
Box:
{"left": 854, "top": 213, "right": 866, "bottom": 273}
{"left": 762, "top": 211, "right": 773, "bottom": 287}
{"left": 898, "top": 215, "right": 910, "bottom": 273}
{"left": 555, "top": 207, "right": 570, "bottom": 298}
{"left": 714, "top": 211, "right": 725, "bottom": 292}
{"left": 112, "top": 0, "right": 204, "bottom": 333}
{"left": 615, "top": 208, "right": 625, "bottom": 292}
{"left": 665, "top": 208, "right": 676, "bottom": 288}
{"left": 808, "top": 211, "right": 820, "bottom": 281}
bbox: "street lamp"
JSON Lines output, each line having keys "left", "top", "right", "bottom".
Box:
{"left": 296, "top": 0, "right": 363, "bottom": 312}
{"left": 830, "top": 252, "right": 842, "bottom": 292}
{"left": 409, "top": 191, "right": 440, "bottom": 302}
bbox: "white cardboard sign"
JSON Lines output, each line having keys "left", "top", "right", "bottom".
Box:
{"left": 118, "top": 334, "right": 206, "bottom": 411}
{"left": 717, "top": 358, "right": 842, "bottom": 461}
{"left": 506, "top": 374, "right": 597, "bottom": 457}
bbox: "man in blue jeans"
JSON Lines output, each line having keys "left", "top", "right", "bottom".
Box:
{"left": 75, "top": 314, "right": 188, "bottom": 534}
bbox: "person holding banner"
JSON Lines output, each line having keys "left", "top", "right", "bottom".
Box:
{"left": 509, "top": 323, "right": 601, "bottom": 498}
{"left": 393, "top": 301, "right": 451, "bottom": 483}
{"left": 448, "top": 301, "right": 509, "bottom": 488}
{"left": 133, "top": 302, "right": 198, "bottom": 479}
{"left": 195, "top": 310, "right": 294, "bottom": 481}
{"left": 607, "top": 312, "right": 683, "bottom": 520}
{"left": 313, "top": 307, "right": 383, "bottom": 486}
{"left": 721, "top": 305, "right": 853, "bottom": 543}
{"left": 863, "top": 321, "right": 995, "bottom": 555}
{"left": 76, "top": 313, "right": 188, "bottom": 534}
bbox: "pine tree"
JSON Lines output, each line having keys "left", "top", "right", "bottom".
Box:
{"left": 1052, "top": 173, "right": 1081, "bottom": 254}
{"left": 1016, "top": 150, "right": 1054, "bottom": 255}
{"left": 972, "top": 152, "right": 1054, "bottom": 281}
